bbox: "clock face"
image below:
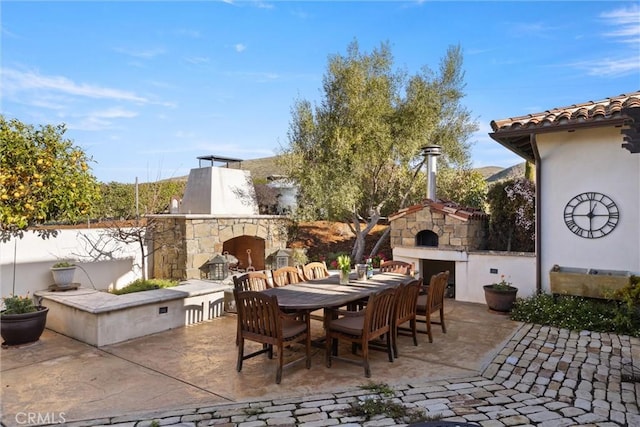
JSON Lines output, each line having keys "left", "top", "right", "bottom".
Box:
{"left": 564, "top": 192, "right": 619, "bottom": 239}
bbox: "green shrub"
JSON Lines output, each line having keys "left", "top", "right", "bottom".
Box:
{"left": 2, "top": 294, "right": 37, "bottom": 314}
{"left": 110, "top": 279, "right": 178, "bottom": 295}
{"left": 511, "top": 292, "right": 640, "bottom": 337}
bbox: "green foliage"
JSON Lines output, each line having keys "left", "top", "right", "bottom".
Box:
{"left": 511, "top": 293, "right": 640, "bottom": 337}
{"left": 280, "top": 40, "right": 477, "bottom": 261}
{"left": 342, "top": 383, "right": 430, "bottom": 423}
{"left": 96, "top": 180, "right": 186, "bottom": 219}
{"left": 436, "top": 167, "right": 488, "bottom": 209}
{"left": 0, "top": 116, "right": 100, "bottom": 241}
{"left": 486, "top": 178, "right": 535, "bottom": 252}
{"left": 52, "top": 261, "right": 75, "bottom": 268}
{"left": 612, "top": 275, "right": 640, "bottom": 332}
{"left": 488, "top": 275, "right": 515, "bottom": 291}
{"left": 110, "top": 279, "right": 178, "bottom": 295}
{"left": 2, "top": 294, "right": 37, "bottom": 314}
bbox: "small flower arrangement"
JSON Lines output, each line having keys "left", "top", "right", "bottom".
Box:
{"left": 490, "top": 275, "right": 515, "bottom": 291}
{"left": 336, "top": 255, "right": 351, "bottom": 273}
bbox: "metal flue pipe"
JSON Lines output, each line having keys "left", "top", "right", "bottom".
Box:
{"left": 421, "top": 145, "right": 442, "bottom": 201}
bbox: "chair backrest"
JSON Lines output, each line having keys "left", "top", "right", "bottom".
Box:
{"left": 394, "top": 278, "right": 422, "bottom": 324}
{"left": 234, "top": 290, "right": 282, "bottom": 344}
{"left": 363, "top": 287, "right": 396, "bottom": 340}
{"left": 271, "top": 266, "right": 304, "bottom": 287}
{"left": 233, "top": 272, "right": 271, "bottom": 292}
{"left": 302, "top": 261, "right": 330, "bottom": 281}
{"left": 379, "top": 260, "right": 413, "bottom": 275}
{"left": 427, "top": 271, "right": 449, "bottom": 313}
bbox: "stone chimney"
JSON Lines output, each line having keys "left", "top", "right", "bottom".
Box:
{"left": 421, "top": 145, "right": 441, "bottom": 201}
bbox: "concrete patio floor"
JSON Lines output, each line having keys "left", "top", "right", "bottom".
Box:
{"left": 1, "top": 300, "right": 520, "bottom": 426}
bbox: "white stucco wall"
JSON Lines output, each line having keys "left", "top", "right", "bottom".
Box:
{"left": 537, "top": 126, "right": 640, "bottom": 291}
{"left": 393, "top": 247, "right": 536, "bottom": 304}
{"left": 1, "top": 228, "right": 144, "bottom": 300}
{"left": 180, "top": 167, "right": 258, "bottom": 215}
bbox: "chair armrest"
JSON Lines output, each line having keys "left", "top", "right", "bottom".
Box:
{"left": 280, "top": 310, "right": 308, "bottom": 322}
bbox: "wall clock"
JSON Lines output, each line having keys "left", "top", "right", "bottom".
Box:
{"left": 563, "top": 192, "right": 619, "bottom": 239}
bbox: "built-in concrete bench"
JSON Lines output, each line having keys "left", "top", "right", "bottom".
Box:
{"left": 36, "top": 280, "right": 230, "bottom": 347}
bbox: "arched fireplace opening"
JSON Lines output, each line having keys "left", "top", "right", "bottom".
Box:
{"left": 223, "top": 236, "right": 266, "bottom": 271}
{"left": 416, "top": 230, "right": 438, "bottom": 247}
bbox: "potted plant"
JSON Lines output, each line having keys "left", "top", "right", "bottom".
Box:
{"left": 337, "top": 254, "right": 351, "bottom": 285}
{"left": 1, "top": 293, "right": 49, "bottom": 346}
{"left": 483, "top": 275, "right": 518, "bottom": 313}
{"left": 51, "top": 261, "right": 77, "bottom": 288}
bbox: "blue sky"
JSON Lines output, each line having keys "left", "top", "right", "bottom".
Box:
{"left": 2, "top": 1, "right": 639, "bottom": 184}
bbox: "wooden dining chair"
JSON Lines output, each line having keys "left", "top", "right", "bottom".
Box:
{"left": 271, "top": 266, "right": 304, "bottom": 287}
{"left": 416, "top": 271, "right": 450, "bottom": 343}
{"left": 302, "top": 261, "right": 330, "bottom": 281}
{"left": 392, "top": 278, "right": 422, "bottom": 357}
{"left": 233, "top": 272, "right": 271, "bottom": 292}
{"left": 325, "top": 287, "right": 396, "bottom": 378}
{"left": 379, "top": 260, "right": 413, "bottom": 275}
{"left": 234, "top": 290, "right": 311, "bottom": 384}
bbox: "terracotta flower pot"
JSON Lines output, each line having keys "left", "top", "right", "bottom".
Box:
{"left": 483, "top": 284, "right": 518, "bottom": 314}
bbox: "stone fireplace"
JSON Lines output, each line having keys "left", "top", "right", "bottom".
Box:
{"left": 150, "top": 156, "right": 290, "bottom": 281}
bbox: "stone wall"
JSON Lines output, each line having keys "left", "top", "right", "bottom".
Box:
{"left": 390, "top": 206, "right": 488, "bottom": 251}
{"left": 151, "top": 215, "right": 290, "bottom": 280}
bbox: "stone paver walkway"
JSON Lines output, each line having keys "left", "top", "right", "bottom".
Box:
{"left": 58, "top": 323, "right": 639, "bottom": 427}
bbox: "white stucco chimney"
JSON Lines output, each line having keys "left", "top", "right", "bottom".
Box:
{"left": 421, "top": 145, "right": 442, "bottom": 201}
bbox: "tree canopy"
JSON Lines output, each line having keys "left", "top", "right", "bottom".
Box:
{"left": 0, "top": 116, "right": 100, "bottom": 241}
{"left": 280, "top": 40, "right": 477, "bottom": 261}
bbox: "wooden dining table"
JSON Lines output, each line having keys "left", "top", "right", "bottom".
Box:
{"left": 262, "top": 271, "right": 414, "bottom": 311}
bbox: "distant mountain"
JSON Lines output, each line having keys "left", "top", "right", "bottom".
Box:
{"left": 168, "top": 155, "right": 525, "bottom": 184}
{"left": 485, "top": 162, "right": 526, "bottom": 183}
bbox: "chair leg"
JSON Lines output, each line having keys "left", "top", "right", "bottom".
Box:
{"left": 440, "top": 307, "right": 446, "bottom": 333}
{"left": 392, "top": 325, "right": 399, "bottom": 358}
{"left": 325, "top": 335, "right": 332, "bottom": 368}
{"left": 236, "top": 339, "right": 244, "bottom": 372}
{"left": 411, "top": 319, "right": 418, "bottom": 347}
{"left": 305, "top": 334, "right": 311, "bottom": 369}
{"left": 426, "top": 315, "right": 433, "bottom": 343}
{"left": 362, "top": 342, "right": 371, "bottom": 378}
{"left": 386, "top": 332, "right": 393, "bottom": 363}
{"left": 276, "top": 344, "right": 283, "bottom": 384}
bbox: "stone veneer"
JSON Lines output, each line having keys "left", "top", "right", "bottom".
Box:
{"left": 389, "top": 202, "right": 488, "bottom": 251}
{"left": 150, "top": 214, "right": 290, "bottom": 280}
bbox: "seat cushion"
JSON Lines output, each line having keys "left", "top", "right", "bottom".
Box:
{"left": 282, "top": 318, "right": 307, "bottom": 339}
{"left": 328, "top": 315, "right": 364, "bottom": 336}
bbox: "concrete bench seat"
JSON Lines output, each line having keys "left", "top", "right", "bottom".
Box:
{"left": 36, "top": 280, "right": 230, "bottom": 347}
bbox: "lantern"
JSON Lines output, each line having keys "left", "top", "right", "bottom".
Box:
{"left": 207, "top": 254, "right": 229, "bottom": 280}
{"left": 275, "top": 249, "right": 290, "bottom": 269}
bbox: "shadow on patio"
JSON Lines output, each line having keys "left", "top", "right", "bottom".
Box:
{"left": 1, "top": 300, "right": 520, "bottom": 426}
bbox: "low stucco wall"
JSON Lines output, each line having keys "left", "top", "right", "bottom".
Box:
{"left": 393, "top": 246, "right": 536, "bottom": 304}
{"left": 36, "top": 280, "right": 227, "bottom": 346}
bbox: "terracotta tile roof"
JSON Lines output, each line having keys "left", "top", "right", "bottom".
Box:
{"left": 489, "top": 91, "right": 640, "bottom": 162}
{"left": 388, "top": 199, "right": 487, "bottom": 222}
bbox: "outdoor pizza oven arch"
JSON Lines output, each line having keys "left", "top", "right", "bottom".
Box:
{"left": 416, "top": 230, "right": 438, "bottom": 247}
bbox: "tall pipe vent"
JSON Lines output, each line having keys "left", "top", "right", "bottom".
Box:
{"left": 421, "top": 145, "right": 441, "bottom": 201}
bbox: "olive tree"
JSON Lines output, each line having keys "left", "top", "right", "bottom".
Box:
{"left": 280, "top": 41, "right": 477, "bottom": 262}
{"left": 0, "top": 116, "right": 100, "bottom": 242}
